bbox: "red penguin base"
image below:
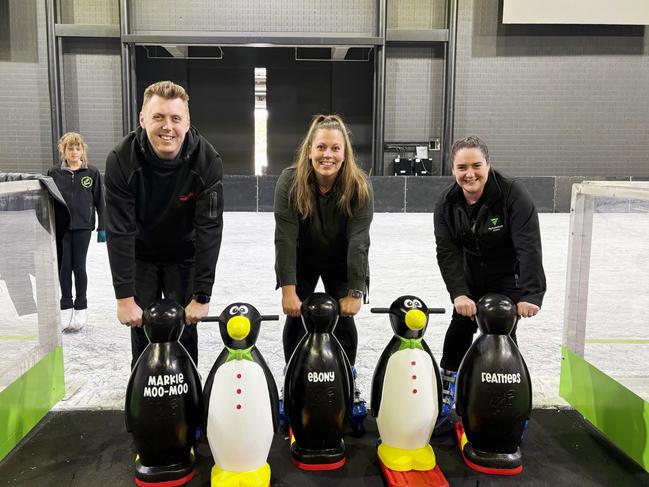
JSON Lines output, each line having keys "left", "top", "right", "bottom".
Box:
{"left": 454, "top": 422, "right": 523, "bottom": 476}
{"left": 133, "top": 453, "right": 196, "bottom": 487}
{"left": 288, "top": 427, "right": 346, "bottom": 471}
{"left": 378, "top": 458, "right": 449, "bottom": 487}
{"left": 134, "top": 470, "right": 195, "bottom": 487}
{"left": 290, "top": 455, "right": 346, "bottom": 471}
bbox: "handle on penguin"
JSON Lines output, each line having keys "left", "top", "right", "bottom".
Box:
{"left": 427, "top": 308, "right": 446, "bottom": 314}
{"left": 199, "top": 316, "right": 221, "bottom": 323}
{"left": 370, "top": 307, "right": 390, "bottom": 313}
{"left": 260, "top": 315, "right": 280, "bottom": 321}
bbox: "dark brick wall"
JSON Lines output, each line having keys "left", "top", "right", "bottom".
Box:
{"left": 0, "top": 1, "right": 52, "bottom": 173}
{"left": 453, "top": 0, "right": 649, "bottom": 177}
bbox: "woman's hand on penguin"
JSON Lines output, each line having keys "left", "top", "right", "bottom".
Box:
{"left": 339, "top": 294, "right": 362, "bottom": 317}
{"left": 281, "top": 285, "right": 302, "bottom": 317}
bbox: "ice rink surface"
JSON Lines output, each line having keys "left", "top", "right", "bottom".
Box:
{"left": 3, "top": 211, "right": 647, "bottom": 410}
{"left": 52, "top": 212, "right": 571, "bottom": 410}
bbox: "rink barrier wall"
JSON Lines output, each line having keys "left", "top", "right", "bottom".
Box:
{"left": 0, "top": 346, "right": 65, "bottom": 460}
{"left": 561, "top": 181, "right": 649, "bottom": 473}
{"left": 560, "top": 346, "right": 649, "bottom": 471}
{"left": 222, "top": 175, "right": 649, "bottom": 213}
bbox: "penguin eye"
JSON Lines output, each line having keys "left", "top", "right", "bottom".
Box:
{"left": 229, "top": 305, "right": 239, "bottom": 315}
{"left": 238, "top": 305, "right": 249, "bottom": 314}
{"left": 413, "top": 299, "right": 422, "bottom": 308}
{"left": 404, "top": 299, "right": 414, "bottom": 308}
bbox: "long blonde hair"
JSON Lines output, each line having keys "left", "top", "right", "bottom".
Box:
{"left": 58, "top": 132, "right": 89, "bottom": 168}
{"left": 291, "top": 114, "right": 370, "bottom": 219}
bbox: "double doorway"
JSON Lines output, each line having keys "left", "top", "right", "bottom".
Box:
{"left": 135, "top": 46, "right": 375, "bottom": 175}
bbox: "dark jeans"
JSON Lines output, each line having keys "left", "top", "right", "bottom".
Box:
{"left": 282, "top": 263, "right": 358, "bottom": 366}
{"left": 59, "top": 229, "right": 91, "bottom": 310}
{"left": 440, "top": 285, "right": 521, "bottom": 371}
{"left": 130, "top": 258, "right": 197, "bottom": 369}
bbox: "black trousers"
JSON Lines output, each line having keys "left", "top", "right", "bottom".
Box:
{"left": 440, "top": 284, "right": 522, "bottom": 371}
{"left": 59, "top": 229, "right": 92, "bottom": 310}
{"left": 130, "top": 258, "right": 197, "bottom": 369}
{"left": 282, "top": 263, "right": 358, "bottom": 366}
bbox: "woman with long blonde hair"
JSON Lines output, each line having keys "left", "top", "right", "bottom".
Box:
{"left": 48, "top": 132, "right": 105, "bottom": 331}
{"left": 274, "top": 114, "right": 373, "bottom": 430}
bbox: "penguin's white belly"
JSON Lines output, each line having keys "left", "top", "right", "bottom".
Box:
{"left": 376, "top": 349, "right": 438, "bottom": 449}
{"left": 207, "top": 360, "right": 274, "bottom": 471}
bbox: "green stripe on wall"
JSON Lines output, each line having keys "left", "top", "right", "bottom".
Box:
{"left": 0, "top": 346, "right": 65, "bottom": 460}
{"left": 585, "top": 338, "right": 649, "bottom": 345}
{"left": 560, "top": 345, "right": 649, "bottom": 472}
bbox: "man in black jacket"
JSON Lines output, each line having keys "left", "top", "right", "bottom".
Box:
{"left": 433, "top": 135, "right": 546, "bottom": 428}
{"left": 105, "top": 81, "right": 223, "bottom": 367}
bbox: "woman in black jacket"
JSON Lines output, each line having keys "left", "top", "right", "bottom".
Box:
{"left": 433, "top": 135, "right": 546, "bottom": 430}
{"left": 48, "top": 132, "right": 105, "bottom": 331}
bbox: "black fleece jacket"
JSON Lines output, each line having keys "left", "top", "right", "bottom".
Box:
{"left": 104, "top": 126, "right": 223, "bottom": 299}
{"left": 434, "top": 169, "right": 546, "bottom": 307}
{"left": 47, "top": 165, "right": 104, "bottom": 231}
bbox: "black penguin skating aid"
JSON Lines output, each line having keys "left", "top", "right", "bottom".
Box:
{"left": 284, "top": 293, "right": 354, "bottom": 470}
{"left": 454, "top": 293, "right": 532, "bottom": 475}
{"left": 124, "top": 299, "right": 202, "bottom": 487}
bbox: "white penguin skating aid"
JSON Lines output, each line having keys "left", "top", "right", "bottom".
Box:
{"left": 202, "top": 303, "right": 279, "bottom": 487}
{"left": 371, "top": 295, "right": 449, "bottom": 487}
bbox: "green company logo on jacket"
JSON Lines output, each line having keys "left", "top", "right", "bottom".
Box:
{"left": 488, "top": 216, "right": 503, "bottom": 232}
{"left": 81, "top": 176, "right": 93, "bottom": 188}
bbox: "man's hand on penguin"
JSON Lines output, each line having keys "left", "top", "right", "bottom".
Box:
{"left": 116, "top": 297, "right": 143, "bottom": 327}
{"left": 517, "top": 301, "right": 540, "bottom": 319}
{"left": 185, "top": 300, "right": 208, "bottom": 325}
{"left": 453, "top": 295, "right": 477, "bottom": 319}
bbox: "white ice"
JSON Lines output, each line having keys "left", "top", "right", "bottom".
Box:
{"left": 4, "top": 212, "right": 647, "bottom": 410}
{"left": 50, "top": 212, "right": 571, "bottom": 410}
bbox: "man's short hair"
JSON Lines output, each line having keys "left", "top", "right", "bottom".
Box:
{"left": 142, "top": 81, "right": 189, "bottom": 111}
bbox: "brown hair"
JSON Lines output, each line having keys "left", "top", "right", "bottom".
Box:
{"left": 58, "top": 132, "right": 89, "bottom": 168}
{"left": 291, "top": 114, "right": 370, "bottom": 219}
{"left": 450, "top": 135, "right": 490, "bottom": 164}
{"left": 142, "top": 80, "right": 189, "bottom": 112}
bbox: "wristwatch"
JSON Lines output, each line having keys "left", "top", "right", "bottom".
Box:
{"left": 349, "top": 289, "right": 363, "bottom": 299}
{"left": 192, "top": 293, "right": 211, "bottom": 304}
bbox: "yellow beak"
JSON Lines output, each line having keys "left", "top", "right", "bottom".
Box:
{"left": 227, "top": 315, "right": 251, "bottom": 340}
{"left": 405, "top": 309, "right": 427, "bottom": 330}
